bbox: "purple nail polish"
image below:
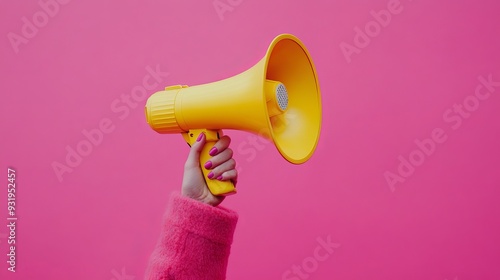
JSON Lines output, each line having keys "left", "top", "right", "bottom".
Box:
{"left": 209, "top": 147, "right": 218, "bottom": 156}
{"left": 207, "top": 172, "right": 214, "bottom": 179}
{"left": 196, "top": 133, "right": 204, "bottom": 142}
{"left": 217, "top": 175, "right": 223, "bottom": 180}
{"left": 204, "top": 161, "right": 212, "bottom": 169}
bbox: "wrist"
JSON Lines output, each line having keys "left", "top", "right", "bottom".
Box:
{"left": 181, "top": 189, "right": 219, "bottom": 206}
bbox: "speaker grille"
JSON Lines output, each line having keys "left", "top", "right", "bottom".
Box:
{"left": 276, "top": 83, "right": 289, "bottom": 111}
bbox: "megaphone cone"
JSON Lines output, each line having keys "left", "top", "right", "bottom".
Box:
{"left": 145, "top": 34, "right": 321, "bottom": 195}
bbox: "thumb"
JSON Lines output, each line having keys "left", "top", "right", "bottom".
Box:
{"left": 185, "top": 132, "right": 206, "bottom": 169}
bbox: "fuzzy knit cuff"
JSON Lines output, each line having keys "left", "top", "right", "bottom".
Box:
{"left": 165, "top": 192, "right": 238, "bottom": 245}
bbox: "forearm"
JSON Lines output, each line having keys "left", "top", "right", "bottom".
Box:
{"left": 145, "top": 193, "right": 238, "bottom": 280}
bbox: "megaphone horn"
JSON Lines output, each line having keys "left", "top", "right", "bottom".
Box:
{"left": 145, "top": 34, "right": 322, "bottom": 196}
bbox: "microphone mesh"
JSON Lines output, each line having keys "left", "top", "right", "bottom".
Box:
{"left": 276, "top": 83, "right": 289, "bottom": 111}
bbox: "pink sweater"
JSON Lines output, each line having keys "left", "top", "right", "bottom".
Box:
{"left": 145, "top": 193, "right": 238, "bottom": 280}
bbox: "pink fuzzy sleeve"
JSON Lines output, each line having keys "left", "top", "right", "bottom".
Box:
{"left": 145, "top": 192, "right": 238, "bottom": 280}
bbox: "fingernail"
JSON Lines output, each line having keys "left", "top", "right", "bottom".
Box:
{"left": 209, "top": 147, "right": 218, "bottom": 156}
{"left": 196, "top": 133, "right": 204, "bottom": 142}
{"left": 204, "top": 161, "right": 212, "bottom": 169}
{"left": 217, "top": 175, "right": 223, "bottom": 180}
{"left": 207, "top": 172, "right": 214, "bottom": 179}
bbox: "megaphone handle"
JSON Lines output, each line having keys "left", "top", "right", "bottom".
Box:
{"left": 182, "top": 129, "right": 237, "bottom": 196}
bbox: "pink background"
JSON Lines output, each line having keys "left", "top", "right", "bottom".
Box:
{"left": 1, "top": 0, "right": 500, "bottom": 279}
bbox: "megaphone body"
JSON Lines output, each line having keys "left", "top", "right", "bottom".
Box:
{"left": 145, "top": 34, "right": 321, "bottom": 196}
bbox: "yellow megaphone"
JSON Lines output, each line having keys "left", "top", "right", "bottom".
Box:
{"left": 145, "top": 34, "right": 321, "bottom": 196}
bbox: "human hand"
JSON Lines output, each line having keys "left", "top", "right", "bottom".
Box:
{"left": 181, "top": 133, "right": 237, "bottom": 206}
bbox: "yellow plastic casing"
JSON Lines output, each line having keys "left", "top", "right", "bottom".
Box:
{"left": 145, "top": 34, "right": 322, "bottom": 196}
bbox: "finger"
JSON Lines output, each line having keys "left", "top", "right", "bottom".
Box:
{"left": 185, "top": 132, "right": 206, "bottom": 169}
{"left": 204, "top": 148, "right": 233, "bottom": 170}
{"left": 207, "top": 158, "right": 236, "bottom": 180}
{"left": 216, "top": 169, "right": 238, "bottom": 184}
{"left": 208, "top": 135, "right": 231, "bottom": 156}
